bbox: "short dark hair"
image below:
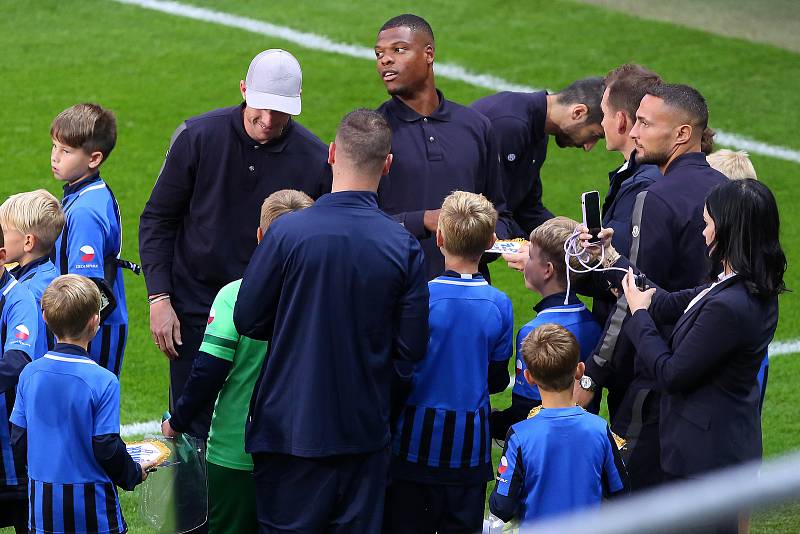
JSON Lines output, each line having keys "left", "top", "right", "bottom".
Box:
{"left": 379, "top": 14, "right": 434, "bottom": 44}
{"left": 520, "top": 324, "right": 580, "bottom": 392}
{"left": 646, "top": 83, "right": 709, "bottom": 131}
{"left": 705, "top": 179, "right": 787, "bottom": 297}
{"left": 50, "top": 103, "right": 117, "bottom": 161}
{"left": 556, "top": 77, "right": 606, "bottom": 125}
{"left": 604, "top": 64, "right": 662, "bottom": 121}
{"left": 336, "top": 109, "right": 392, "bottom": 172}
{"left": 701, "top": 127, "right": 715, "bottom": 155}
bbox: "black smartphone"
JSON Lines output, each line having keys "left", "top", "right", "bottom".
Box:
{"left": 581, "top": 191, "right": 602, "bottom": 244}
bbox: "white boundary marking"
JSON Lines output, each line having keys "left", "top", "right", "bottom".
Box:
{"left": 111, "top": 0, "right": 800, "bottom": 164}
{"left": 111, "top": 0, "right": 800, "bottom": 433}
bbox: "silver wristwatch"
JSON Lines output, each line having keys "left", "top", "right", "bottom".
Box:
{"left": 579, "top": 375, "right": 596, "bottom": 392}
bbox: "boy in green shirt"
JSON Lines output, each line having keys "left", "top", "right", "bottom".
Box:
{"left": 162, "top": 189, "right": 314, "bottom": 533}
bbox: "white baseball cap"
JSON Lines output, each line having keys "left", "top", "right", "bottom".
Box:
{"left": 244, "top": 49, "right": 302, "bottom": 115}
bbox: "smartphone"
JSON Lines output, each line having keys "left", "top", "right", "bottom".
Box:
{"left": 581, "top": 191, "right": 603, "bottom": 244}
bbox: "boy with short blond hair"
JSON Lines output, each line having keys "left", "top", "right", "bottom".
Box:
{"left": 489, "top": 323, "right": 627, "bottom": 524}
{"left": 10, "top": 275, "right": 149, "bottom": 534}
{"left": 0, "top": 189, "right": 64, "bottom": 358}
{"left": 162, "top": 189, "right": 313, "bottom": 534}
{"left": 706, "top": 149, "right": 757, "bottom": 181}
{"left": 490, "top": 217, "right": 602, "bottom": 440}
{"left": 50, "top": 103, "right": 135, "bottom": 375}
{"left": 385, "top": 191, "right": 513, "bottom": 533}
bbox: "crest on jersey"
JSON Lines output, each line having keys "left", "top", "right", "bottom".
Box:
{"left": 14, "top": 325, "right": 30, "bottom": 341}
{"left": 80, "top": 245, "right": 96, "bottom": 262}
{"left": 515, "top": 359, "right": 523, "bottom": 376}
{"left": 498, "top": 455, "right": 509, "bottom": 474}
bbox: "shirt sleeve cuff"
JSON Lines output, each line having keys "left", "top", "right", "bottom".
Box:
{"left": 401, "top": 210, "right": 429, "bottom": 239}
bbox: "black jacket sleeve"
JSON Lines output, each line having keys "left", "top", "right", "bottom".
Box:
{"left": 0, "top": 350, "right": 31, "bottom": 394}
{"left": 92, "top": 434, "right": 143, "bottom": 491}
{"left": 488, "top": 361, "right": 510, "bottom": 395}
{"left": 10, "top": 423, "right": 27, "bottom": 463}
{"left": 169, "top": 352, "right": 232, "bottom": 433}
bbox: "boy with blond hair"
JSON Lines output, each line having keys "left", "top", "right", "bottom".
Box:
{"left": 385, "top": 191, "right": 513, "bottom": 534}
{"left": 162, "top": 189, "right": 313, "bottom": 534}
{"left": 706, "top": 149, "right": 757, "bottom": 181}
{"left": 50, "top": 103, "right": 136, "bottom": 376}
{"left": 490, "top": 217, "right": 602, "bottom": 440}
{"left": 0, "top": 189, "right": 64, "bottom": 358}
{"left": 0, "top": 219, "right": 40, "bottom": 533}
{"left": 10, "top": 275, "right": 151, "bottom": 533}
{"left": 490, "top": 324, "right": 627, "bottom": 524}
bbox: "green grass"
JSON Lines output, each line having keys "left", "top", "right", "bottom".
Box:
{"left": 0, "top": 0, "right": 799, "bottom": 531}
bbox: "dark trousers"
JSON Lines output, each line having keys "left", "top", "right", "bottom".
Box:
{"left": 169, "top": 321, "right": 214, "bottom": 439}
{"left": 253, "top": 449, "right": 389, "bottom": 534}
{"left": 0, "top": 487, "right": 28, "bottom": 534}
{"left": 383, "top": 479, "right": 487, "bottom": 534}
{"left": 612, "top": 387, "right": 663, "bottom": 491}
{"left": 489, "top": 394, "right": 539, "bottom": 440}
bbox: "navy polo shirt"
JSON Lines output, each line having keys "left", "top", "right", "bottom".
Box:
{"left": 233, "top": 191, "right": 429, "bottom": 457}
{"left": 139, "top": 104, "right": 332, "bottom": 325}
{"left": 376, "top": 91, "right": 514, "bottom": 280}
{"left": 471, "top": 91, "right": 550, "bottom": 236}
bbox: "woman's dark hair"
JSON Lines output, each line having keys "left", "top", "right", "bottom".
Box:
{"left": 705, "top": 179, "right": 787, "bottom": 297}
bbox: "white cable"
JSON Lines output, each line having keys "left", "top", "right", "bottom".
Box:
{"left": 563, "top": 230, "right": 628, "bottom": 305}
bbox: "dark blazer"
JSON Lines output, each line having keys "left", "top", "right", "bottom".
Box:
{"left": 625, "top": 275, "right": 777, "bottom": 477}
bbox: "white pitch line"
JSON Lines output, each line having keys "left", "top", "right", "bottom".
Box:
{"left": 121, "top": 420, "right": 162, "bottom": 436}
{"left": 112, "top": 0, "right": 800, "bottom": 164}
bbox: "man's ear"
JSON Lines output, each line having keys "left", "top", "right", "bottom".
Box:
{"left": 425, "top": 44, "right": 435, "bottom": 65}
{"left": 571, "top": 103, "right": 589, "bottom": 122}
{"left": 523, "top": 368, "right": 536, "bottom": 386}
{"left": 675, "top": 123, "right": 693, "bottom": 146}
{"left": 382, "top": 153, "right": 393, "bottom": 176}
{"left": 88, "top": 151, "right": 104, "bottom": 170}
{"left": 436, "top": 227, "right": 444, "bottom": 248}
{"left": 328, "top": 142, "right": 336, "bottom": 166}
{"left": 575, "top": 361, "right": 586, "bottom": 381}
{"left": 239, "top": 80, "right": 247, "bottom": 100}
{"left": 617, "top": 111, "right": 629, "bottom": 136}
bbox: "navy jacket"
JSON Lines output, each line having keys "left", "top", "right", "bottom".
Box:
{"left": 586, "top": 152, "right": 727, "bottom": 391}
{"left": 470, "top": 91, "right": 551, "bottom": 237}
{"left": 626, "top": 275, "right": 777, "bottom": 476}
{"left": 377, "top": 91, "right": 514, "bottom": 280}
{"left": 139, "top": 105, "right": 332, "bottom": 325}
{"left": 233, "top": 191, "right": 429, "bottom": 457}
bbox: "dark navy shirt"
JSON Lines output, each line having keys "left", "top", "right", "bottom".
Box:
{"left": 234, "top": 191, "right": 429, "bottom": 457}
{"left": 376, "top": 91, "right": 515, "bottom": 280}
{"left": 471, "top": 91, "right": 551, "bottom": 236}
{"left": 139, "top": 104, "right": 332, "bottom": 325}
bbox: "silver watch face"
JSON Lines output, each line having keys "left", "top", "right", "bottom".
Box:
{"left": 580, "top": 376, "right": 594, "bottom": 390}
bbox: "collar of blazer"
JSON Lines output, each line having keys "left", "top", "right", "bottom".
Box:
{"left": 669, "top": 274, "right": 741, "bottom": 342}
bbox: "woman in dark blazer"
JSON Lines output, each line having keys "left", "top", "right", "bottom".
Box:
{"left": 586, "top": 179, "right": 786, "bottom": 481}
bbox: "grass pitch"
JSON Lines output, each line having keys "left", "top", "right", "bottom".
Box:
{"left": 1, "top": 0, "right": 798, "bottom": 531}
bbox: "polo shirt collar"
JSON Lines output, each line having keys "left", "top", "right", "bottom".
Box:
{"left": 232, "top": 103, "right": 293, "bottom": 153}
{"left": 664, "top": 151, "right": 709, "bottom": 175}
{"left": 530, "top": 91, "right": 548, "bottom": 143}
{"left": 52, "top": 343, "right": 91, "bottom": 358}
{"left": 63, "top": 173, "right": 102, "bottom": 197}
{"left": 10, "top": 255, "right": 50, "bottom": 281}
{"left": 385, "top": 89, "right": 452, "bottom": 123}
{"left": 442, "top": 270, "right": 484, "bottom": 280}
{"left": 534, "top": 291, "right": 581, "bottom": 312}
{"left": 315, "top": 190, "right": 379, "bottom": 209}
{"left": 0, "top": 268, "right": 11, "bottom": 292}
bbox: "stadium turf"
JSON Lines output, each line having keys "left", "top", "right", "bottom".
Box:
{"left": 1, "top": 0, "right": 798, "bottom": 531}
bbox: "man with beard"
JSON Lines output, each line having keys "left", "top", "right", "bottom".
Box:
{"left": 374, "top": 14, "right": 515, "bottom": 280}
{"left": 471, "top": 77, "right": 606, "bottom": 237}
{"left": 576, "top": 83, "right": 726, "bottom": 491}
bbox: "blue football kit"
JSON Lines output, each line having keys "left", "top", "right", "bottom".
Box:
{"left": 0, "top": 268, "right": 39, "bottom": 501}
{"left": 490, "top": 406, "right": 627, "bottom": 523}
{"left": 11, "top": 256, "right": 58, "bottom": 358}
{"left": 11, "top": 346, "right": 129, "bottom": 533}
{"left": 512, "top": 294, "right": 602, "bottom": 402}
{"left": 392, "top": 272, "right": 513, "bottom": 480}
{"left": 53, "top": 174, "right": 130, "bottom": 375}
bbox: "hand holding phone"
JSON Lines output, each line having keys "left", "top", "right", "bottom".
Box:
{"left": 581, "top": 191, "right": 603, "bottom": 244}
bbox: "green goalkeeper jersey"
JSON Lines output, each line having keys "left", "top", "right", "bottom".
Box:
{"left": 201, "top": 279, "right": 267, "bottom": 471}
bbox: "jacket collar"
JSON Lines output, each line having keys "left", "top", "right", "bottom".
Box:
{"left": 534, "top": 292, "right": 581, "bottom": 312}
{"left": 10, "top": 256, "right": 51, "bottom": 281}
{"left": 664, "top": 151, "right": 710, "bottom": 175}
{"left": 315, "top": 190, "right": 379, "bottom": 209}
{"left": 670, "top": 274, "right": 740, "bottom": 340}
{"left": 63, "top": 173, "right": 102, "bottom": 197}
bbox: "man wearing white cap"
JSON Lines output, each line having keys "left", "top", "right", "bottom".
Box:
{"left": 140, "top": 49, "right": 332, "bottom": 441}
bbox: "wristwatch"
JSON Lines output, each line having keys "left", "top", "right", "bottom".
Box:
{"left": 579, "top": 375, "right": 596, "bottom": 392}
